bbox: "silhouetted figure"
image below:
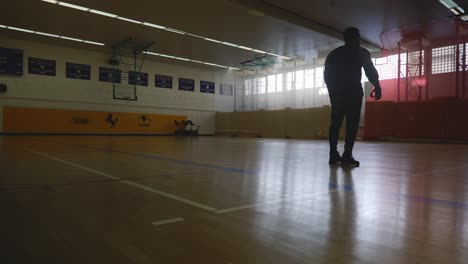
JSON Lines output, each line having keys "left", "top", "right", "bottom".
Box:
{"left": 324, "top": 27, "right": 382, "bottom": 167}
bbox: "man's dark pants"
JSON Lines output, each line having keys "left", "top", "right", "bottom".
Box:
{"left": 328, "top": 91, "right": 363, "bottom": 157}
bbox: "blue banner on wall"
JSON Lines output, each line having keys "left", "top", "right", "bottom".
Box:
{"left": 179, "top": 78, "right": 195, "bottom": 91}
{"left": 99, "top": 67, "right": 121, "bottom": 83}
{"left": 129, "top": 71, "right": 148, "bottom": 86}
{"left": 200, "top": 80, "right": 215, "bottom": 94}
{"left": 28, "top": 57, "right": 56, "bottom": 76}
{"left": 66, "top": 62, "right": 91, "bottom": 80}
{"left": 155, "top": 74, "right": 173, "bottom": 88}
{"left": 0, "top": 47, "right": 23, "bottom": 76}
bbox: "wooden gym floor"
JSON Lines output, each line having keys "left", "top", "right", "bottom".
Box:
{"left": 1, "top": 136, "right": 467, "bottom": 264}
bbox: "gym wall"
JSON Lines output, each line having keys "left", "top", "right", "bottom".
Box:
{"left": 0, "top": 36, "right": 237, "bottom": 134}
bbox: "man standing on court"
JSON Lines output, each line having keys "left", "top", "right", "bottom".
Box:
{"left": 324, "top": 27, "right": 382, "bottom": 167}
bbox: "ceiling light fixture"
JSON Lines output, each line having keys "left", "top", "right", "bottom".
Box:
{"left": 35, "top": 31, "right": 60, "bottom": 38}
{"left": 40, "top": 0, "right": 292, "bottom": 60}
{"left": 60, "top": 36, "right": 85, "bottom": 42}
{"left": 143, "top": 51, "right": 240, "bottom": 70}
{"left": 83, "top": 40, "right": 105, "bottom": 46}
{"left": 439, "top": 0, "right": 465, "bottom": 15}
{"left": 0, "top": 24, "right": 105, "bottom": 46}
{"left": 7, "top": 26, "right": 35, "bottom": 33}
{"left": 142, "top": 22, "right": 166, "bottom": 29}
{"left": 58, "top": 2, "right": 89, "bottom": 11}
{"left": 204, "top": 38, "right": 222, "bottom": 44}
{"left": 117, "top": 17, "right": 142, "bottom": 24}
{"left": 238, "top": 46, "right": 253, "bottom": 51}
{"left": 165, "top": 28, "right": 186, "bottom": 35}
{"left": 222, "top": 42, "right": 239, "bottom": 47}
{"left": 89, "top": 9, "right": 118, "bottom": 18}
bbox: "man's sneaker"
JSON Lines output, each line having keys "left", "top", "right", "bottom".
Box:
{"left": 329, "top": 151, "right": 342, "bottom": 165}
{"left": 341, "top": 156, "right": 360, "bottom": 167}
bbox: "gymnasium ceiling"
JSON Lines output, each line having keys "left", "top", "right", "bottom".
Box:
{"left": 1, "top": 0, "right": 466, "bottom": 70}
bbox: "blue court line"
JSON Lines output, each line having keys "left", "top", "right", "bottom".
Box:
{"left": 329, "top": 183, "right": 468, "bottom": 209}
{"left": 32, "top": 140, "right": 255, "bottom": 174}
{"left": 405, "top": 195, "right": 468, "bottom": 209}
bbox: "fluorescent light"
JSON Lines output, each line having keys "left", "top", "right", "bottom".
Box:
{"left": 89, "top": 9, "right": 118, "bottom": 18}
{"left": 83, "top": 40, "right": 105, "bottom": 46}
{"left": 117, "top": 16, "right": 142, "bottom": 24}
{"left": 230, "top": 67, "right": 241, "bottom": 70}
{"left": 60, "top": 36, "right": 84, "bottom": 42}
{"left": 190, "top": 60, "right": 205, "bottom": 64}
{"left": 159, "top": 54, "right": 176, "bottom": 59}
{"left": 252, "top": 49, "right": 267, "bottom": 54}
{"left": 174, "top": 57, "right": 190, "bottom": 61}
{"left": 2, "top": 23, "right": 104, "bottom": 46}
{"left": 268, "top": 53, "right": 291, "bottom": 59}
{"left": 439, "top": 0, "right": 458, "bottom": 9}
{"left": 455, "top": 6, "right": 465, "bottom": 13}
{"left": 222, "top": 42, "right": 239, "bottom": 47}
{"left": 238, "top": 46, "right": 253, "bottom": 51}
{"left": 49, "top": 1, "right": 292, "bottom": 60}
{"left": 143, "top": 51, "right": 159, "bottom": 56}
{"left": 145, "top": 51, "right": 238, "bottom": 70}
{"left": 142, "top": 22, "right": 166, "bottom": 29}
{"left": 35, "top": 31, "right": 60, "bottom": 38}
{"left": 58, "top": 2, "right": 89, "bottom": 11}
{"left": 165, "top": 28, "right": 186, "bottom": 35}
{"left": 41, "top": 0, "right": 58, "bottom": 4}
{"left": 450, "top": 8, "right": 460, "bottom": 15}
{"left": 186, "top": 33, "right": 205, "bottom": 38}
{"left": 439, "top": 0, "right": 465, "bottom": 15}
{"left": 204, "top": 38, "right": 222, "bottom": 43}
{"left": 462, "top": 15, "right": 468, "bottom": 21}
{"left": 8, "top": 26, "right": 34, "bottom": 33}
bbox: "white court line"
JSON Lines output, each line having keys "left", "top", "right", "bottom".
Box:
{"left": 152, "top": 217, "right": 184, "bottom": 226}
{"left": 25, "top": 148, "right": 217, "bottom": 211}
{"left": 215, "top": 190, "right": 338, "bottom": 214}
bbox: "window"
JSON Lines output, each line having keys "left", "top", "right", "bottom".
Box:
{"left": 375, "top": 57, "right": 387, "bottom": 65}
{"left": 276, "top": 74, "right": 283, "bottom": 92}
{"left": 285, "top": 72, "right": 294, "bottom": 91}
{"left": 318, "top": 88, "right": 328, "bottom": 95}
{"left": 315, "top": 66, "right": 325, "bottom": 87}
{"left": 407, "top": 50, "right": 425, "bottom": 76}
{"left": 295, "top": 70, "right": 304, "bottom": 90}
{"left": 432, "top": 45, "right": 455, "bottom": 74}
{"left": 258, "top": 77, "right": 266, "bottom": 94}
{"left": 305, "top": 69, "right": 314, "bottom": 88}
{"left": 244, "top": 79, "right": 252, "bottom": 95}
{"left": 267, "top": 75, "right": 276, "bottom": 93}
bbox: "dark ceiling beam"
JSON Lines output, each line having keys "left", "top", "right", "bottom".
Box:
{"left": 229, "top": 0, "right": 381, "bottom": 51}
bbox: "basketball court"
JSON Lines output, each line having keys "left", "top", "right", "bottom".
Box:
{"left": 1, "top": 0, "right": 468, "bottom": 263}
{"left": 1, "top": 136, "right": 468, "bottom": 263}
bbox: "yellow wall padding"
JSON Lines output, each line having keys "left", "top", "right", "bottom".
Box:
{"left": 215, "top": 107, "right": 346, "bottom": 139}
{"left": 3, "top": 106, "right": 186, "bottom": 134}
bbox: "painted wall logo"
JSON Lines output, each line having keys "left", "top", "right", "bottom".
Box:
{"left": 138, "top": 115, "right": 152, "bottom": 127}
{"left": 105, "top": 114, "right": 118, "bottom": 128}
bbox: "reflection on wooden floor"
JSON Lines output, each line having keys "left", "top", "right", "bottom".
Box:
{"left": 1, "top": 136, "right": 467, "bottom": 264}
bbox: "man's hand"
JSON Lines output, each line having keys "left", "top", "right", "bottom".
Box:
{"left": 370, "top": 87, "right": 382, "bottom": 100}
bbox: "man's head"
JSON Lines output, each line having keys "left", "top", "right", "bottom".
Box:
{"left": 344, "top": 27, "right": 360, "bottom": 47}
